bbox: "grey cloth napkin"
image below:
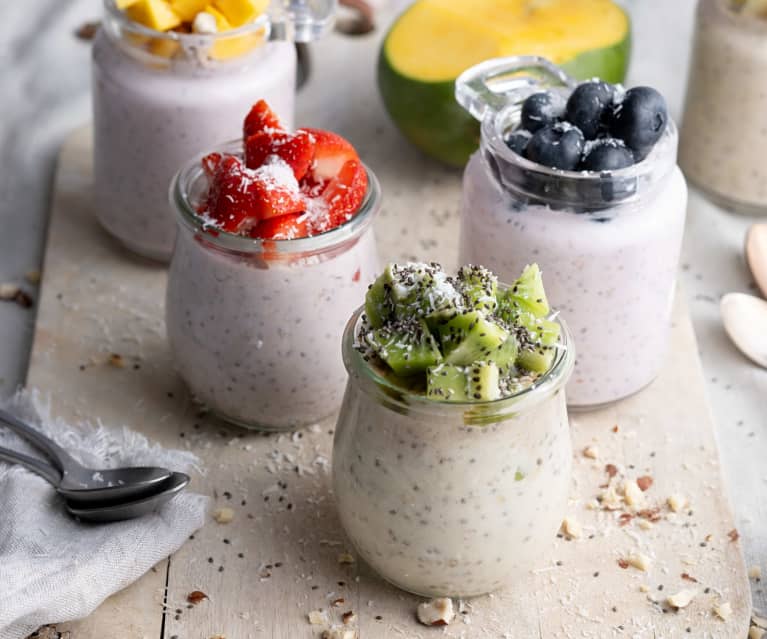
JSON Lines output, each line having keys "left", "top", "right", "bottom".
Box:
{"left": 0, "top": 390, "right": 209, "bottom": 639}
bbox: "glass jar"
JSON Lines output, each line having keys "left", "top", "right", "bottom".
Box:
{"left": 166, "top": 142, "right": 380, "bottom": 431}
{"left": 93, "top": 0, "right": 335, "bottom": 262}
{"left": 332, "top": 306, "right": 575, "bottom": 598}
{"left": 680, "top": 0, "right": 767, "bottom": 215}
{"left": 455, "top": 56, "right": 687, "bottom": 409}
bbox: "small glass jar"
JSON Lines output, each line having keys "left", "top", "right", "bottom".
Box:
{"left": 166, "top": 142, "right": 380, "bottom": 431}
{"left": 93, "top": 0, "right": 334, "bottom": 262}
{"left": 680, "top": 0, "right": 767, "bottom": 215}
{"left": 455, "top": 56, "right": 688, "bottom": 409}
{"left": 332, "top": 306, "right": 575, "bottom": 598}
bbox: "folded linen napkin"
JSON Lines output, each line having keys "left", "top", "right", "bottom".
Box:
{"left": 0, "top": 390, "right": 209, "bottom": 639}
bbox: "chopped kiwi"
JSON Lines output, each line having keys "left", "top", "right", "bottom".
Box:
{"left": 370, "top": 319, "right": 442, "bottom": 377}
{"left": 505, "top": 264, "right": 550, "bottom": 319}
{"left": 456, "top": 265, "right": 497, "bottom": 314}
{"left": 426, "top": 361, "right": 500, "bottom": 402}
{"left": 517, "top": 344, "right": 557, "bottom": 374}
{"left": 515, "top": 312, "right": 561, "bottom": 374}
{"left": 492, "top": 335, "right": 519, "bottom": 372}
{"left": 365, "top": 270, "right": 394, "bottom": 328}
{"left": 436, "top": 311, "right": 509, "bottom": 366}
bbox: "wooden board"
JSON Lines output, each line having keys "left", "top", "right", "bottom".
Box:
{"left": 28, "top": 23, "right": 751, "bottom": 639}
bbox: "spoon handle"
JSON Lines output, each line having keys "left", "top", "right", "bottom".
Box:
{"left": 0, "top": 445, "right": 62, "bottom": 486}
{"left": 0, "top": 407, "right": 78, "bottom": 473}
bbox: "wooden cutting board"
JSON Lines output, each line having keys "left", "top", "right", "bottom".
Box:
{"left": 28, "top": 26, "right": 750, "bottom": 639}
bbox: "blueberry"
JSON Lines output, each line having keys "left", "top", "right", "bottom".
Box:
{"left": 525, "top": 122, "right": 584, "bottom": 170}
{"left": 609, "top": 86, "right": 668, "bottom": 153}
{"left": 580, "top": 138, "right": 635, "bottom": 171}
{"left": 520, "top": 91, "right": 566, "bottom": 134}
{"left": 504, "top": 129, "right": 532, "bottom": 156}
{"left": 565, "top": 81, "right": 615, "bottom": 139}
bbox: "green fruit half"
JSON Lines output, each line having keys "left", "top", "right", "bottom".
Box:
{"left": 378, "top": 0, "right": 631, "bottom": 167}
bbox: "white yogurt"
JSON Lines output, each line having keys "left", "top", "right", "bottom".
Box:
{"left": 459, "top": 135, "right": 687, "bottom": 408}
{"left": 92, "top": 15, "right": 296, "bottom": 262}
{"left": 165, "top": 155, "right": 380, "bottom": 430}
{"left": 332, "top": 312, "right": 574, "bottom": 597}
{"left": 680, "top": 0, "right": 767, "bottom": 214}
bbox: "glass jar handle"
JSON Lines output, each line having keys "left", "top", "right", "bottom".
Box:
{"left": 269, "top": 0, "right": 337, "bottom": 42}
{"left": 455, "top": 55, "right": 577, "bottom": 122}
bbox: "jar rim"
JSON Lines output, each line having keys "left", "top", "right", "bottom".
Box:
{"left": 170, "top": 139, "right": 381, "bottom": 256}
{"left": 103, "top": 0, "right": 271, "bottom": 41}
{"left": 341, "top": 297, "right": 575, "bottom": 418}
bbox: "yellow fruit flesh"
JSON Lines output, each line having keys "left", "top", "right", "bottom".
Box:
{"left": 206, "top": 5, "right": 265, "bottom": 59}
{"left": 213, "top": 0, "right": 268, "bottom": 27}
{"left": 386, "top": 0, "right": 629, "bottom": 82}
{"left": 116, "top": 0, "right": 140, "bottom": 8}
{"left": 125, "top": 0, "right": 182, "bottom": 31}
{"left": 170, "top": 0, "right": 208, "bottom": 21}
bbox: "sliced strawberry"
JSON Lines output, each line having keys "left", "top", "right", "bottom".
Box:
{"left": 201, "top": 152, "right": 223, "bottom": 178}
{"left": 251, "top": 213, "right": 310, "bottom": 240}
{"left": 300, "top": 127, "right": 359, "bottom": 181}
{"left": 299, "top": 173, "right": 329, "bottom": 198}
{"left": 321, "top": 159, "right": 368, "bottom": 228}
{"left": 244, "top": 130, "right": 315, "bottom": 179}
{"left": 250, "top": 167, "right": 305, "bottom": 220}
{"left": 204, "top": 156, "right": 261, "bottom": 233}
{"left": 243, "top": 100, "right": 283, "bottom": 139}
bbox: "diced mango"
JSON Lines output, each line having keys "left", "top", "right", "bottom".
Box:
{"left": 125, "top": 0, "right": 182, "bottom": 31}
{"left": 148, "top": 36, "right": 181, "bottom": 58}
{"left": 213, "top": 0, "right": 268, "bottom": 27}
{"left": 116, "top": 0, "right": 141, "bottom": 8}
{"left": 170, "top": 0, "right": 209, "bottom": 21}
{"left": 205, "top": 5, "right": 233, "bottom": 30}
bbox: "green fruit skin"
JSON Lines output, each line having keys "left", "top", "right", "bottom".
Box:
{"left": 378, "top": 24, "right": 631, "bottom": 167}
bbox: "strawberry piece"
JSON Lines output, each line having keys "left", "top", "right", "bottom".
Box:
{"left": 243, "top": 100, "right": 283, "bottom": 139}
{"left": 201, "top": 152, "right": 223, "bottom": 178}
{"left": 244, "top": 129, "right": 315, "bottom": 180}
{"left": 249, "top": 162, "right": 305, "bottom": 220}
{"left": 321, "top": 159, "right": 368, "bottom": 228}
{"left": 251, "top": 214, "right": 310, "bottom": 240}
{"left": 300, "top": 127, "right": 359, "bottom": 181}
{"left": 204, "top": 156, "right": 261, "bottom": 233}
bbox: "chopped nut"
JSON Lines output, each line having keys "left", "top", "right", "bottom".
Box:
{"left": 331, "top": 598, "right": 345, "bottom": 607}
{"left": 338, "top": 553, "right": 356, "bottom": 564}
{"left": 749, "top": 627, "right": 765, "bottom": 639}
{"left": 639, "top": 584, "right": 650, "bottom": 593}
{"left": 749, "top": 565, "right": 762, "bottom": 580}
{"left": 637, "top": 507, "right": 662, "bottom": 522}
{"left": 625, "top": 552, "right": 651, "bottom": 572}
{"left": 714, "top": 602, "right": 732, "bottom": 621}
{"left": 0, "top": 283, "right": 19, "bottom": 299}
{"left": 308, "top": 610, "right": 328, "bottom": 625}
{"left": 213, "top": 507, "right": 235, "bottom": 524}
{"left": 638, "top": 519, "right": 654, "bottom": 530}
{"left": 108, "top": 353, "right": 126, "bottom": 368}
{"left": 681, "top": 573, "right": 698, "bottom": 583}
{"left": 560, "top": 517, "right": 582, "bottom": 539}
{"left": 582, "top": 445, "right": 598, "bottom": 459}
{"left": 623, "top": 479, "right": 644, "bottom": 507}
{"left": 612, "top": 425, "right": 619, "bottom": 433}
{"left": 728, "top": 528, "right": 740, "bottom": 542}
{"left": 605, "top": 463, "right": 618, "bottom": 478}
{"left": 416, "top": 598, "right": 455, "bottom": 626}
{"left": 600, "top": 485, "right": 623, "bottom": 511}
{"left": 342, "top": 610, "right": 356, "bottom": 625}
{"left": 666, "top": 589, "right": 697, "bottom": 609}
{"left": 585, "top": 498, "right": 600, "bottom": 510}
{"left": 667, "top": 494, "right": 687, "bottom": 513}
{"left": 321, "top": 628, "right": 357, "bottom": 639}
{"left": 187, "top": 590, "right": 208, "bottom": 604}
{"left": 636, "top": 475, "right": 653, "bottom": 491}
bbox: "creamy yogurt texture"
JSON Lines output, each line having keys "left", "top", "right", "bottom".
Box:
{"left": 92, "top": 32, "right": 296, "bottom": 261}
{"left": 680, "top": 0, "right": 767, "bottom": 213}
{"left": 332, "top": 380, "right": 571, "bottom": 597}
{"left": 166, "top": 229, "right": 379, "bottom": 429}
{"left": 459, "top": 154, "right": 687, "bottom": 407}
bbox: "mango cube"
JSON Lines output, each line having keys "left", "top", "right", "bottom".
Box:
{"left": 205, "top": 5, "right": 232, "bottom": 30}
{"left": 170, "top": 0, "right": 209, "bottom": 22}
{"left": 213, "top": 0, "right": 268, "bottom": 27}
{"left": 116, "top": 0, "right": 141, "bottom": 8}
{"left": 125, "top": 0, "right": 182, "bottom": 31}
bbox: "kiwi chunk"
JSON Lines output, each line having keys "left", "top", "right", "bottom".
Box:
{"left": 517, "top": 344, "right": 557, "bottom": 374}
{"left": 492, "top": 334, "right": 519, "bottom": 372}
{"left": 516, "top": 312, "right": 561, "bottom": 374}
{"left": 456, "top": 265, "right": 497, "bottom": 314}
{"left": 501, "top": 264, "right": 551, "bottom": 319}
{"left": 371, "top": 319, "right": 442, "bottom": 377}
{"left": 437, "top": 311, "right": 509, "bottom": 366}
{"left": 426, "top": 361, "right": 500, "bottom": 402}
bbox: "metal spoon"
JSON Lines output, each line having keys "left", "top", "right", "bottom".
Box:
{"left": 66, "top": 472, "right": 191, "bottom": 523}
{"left": 0, "top": 407, "right": 172, "bottom": 503}
{"left": 745, "top": 223, "right": 767, "bottom": 298}
{"left": 720, "top": 292, "right": 767, "bottom": 368}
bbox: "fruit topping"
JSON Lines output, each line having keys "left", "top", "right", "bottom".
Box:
{"left": 581, "top": 138, "right": 634, "bottom": 171}
{"left": 565, "top": 80, "right": 615, "bottom": 140}
{"left": 195, "top": 101, "right": 367, "bottom": 241}
{"left": 520, "top": 91, "right": 566, "bottom": 134}
{"left": 525, "top": 122, "right": 585, "bottom": 171}
{"left": 358, "top": 262, "right": 563, "bottom": 401}
{"left": 507, "top": 79, "right": 669, "bottom": 175}
{"left": 608, "top": 86, "right": 668, "bottom": 157}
